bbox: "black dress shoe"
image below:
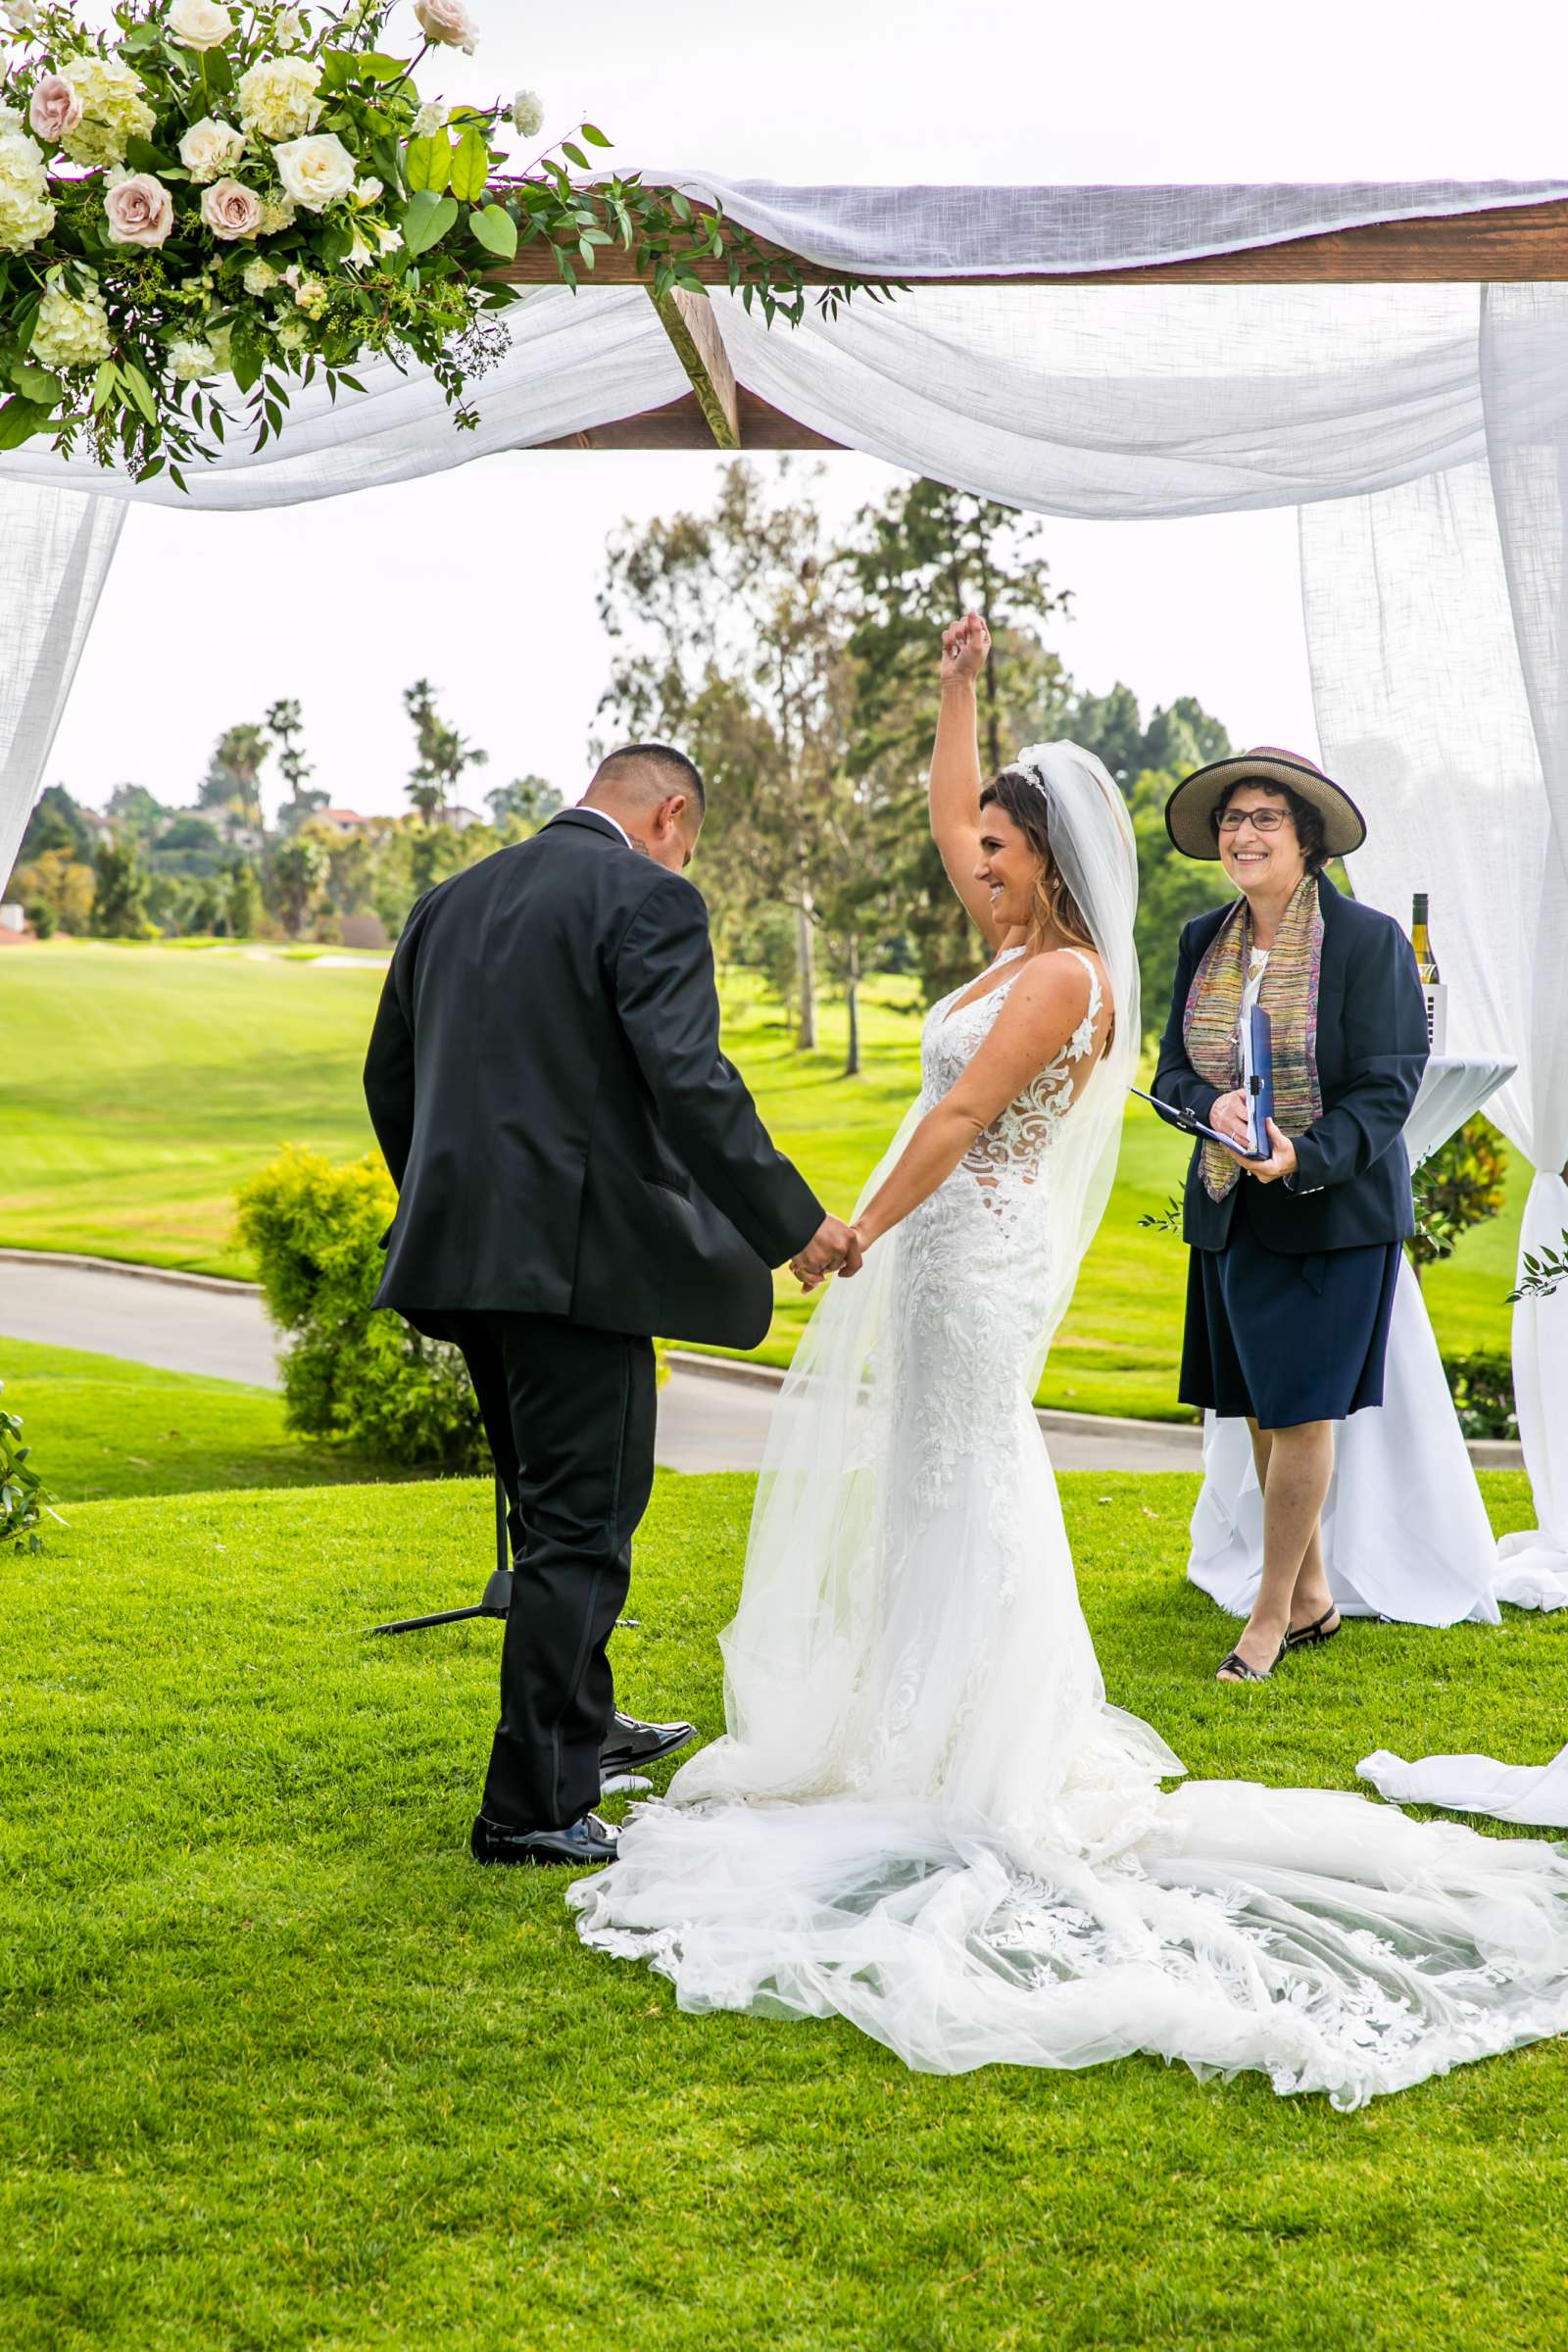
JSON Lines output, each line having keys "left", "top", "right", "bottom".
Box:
{"left": 469, "top": 1811, "right": 618, "bottom": 1867}
{"left": 600, "top": 1709, "right": 697, "bottom": 1777}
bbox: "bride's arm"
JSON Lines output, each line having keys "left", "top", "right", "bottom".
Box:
{"left": 851, "top": 956, "right": 1098, "bottom": 1254}
{"left": 931, "top": 612, "right": 1007, "bottom": 953}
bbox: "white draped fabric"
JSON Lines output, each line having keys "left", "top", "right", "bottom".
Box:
{"left": 2, "top": 182, "right": 1566, "bottom": 1610}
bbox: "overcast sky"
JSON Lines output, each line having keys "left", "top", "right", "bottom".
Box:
{"left": 41, "top": 0, "right": 1564, "bottom": 823}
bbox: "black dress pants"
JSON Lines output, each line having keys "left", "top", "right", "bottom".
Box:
{"left": 446, "top": 1310, "right": 658, "bottom": 1831}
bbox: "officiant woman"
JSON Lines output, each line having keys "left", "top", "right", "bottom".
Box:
{"left": 1152, "top": 749, "right": 1429, "bottom": 1685}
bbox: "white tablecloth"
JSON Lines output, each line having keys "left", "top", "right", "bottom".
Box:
{"left": 1188, "top": 1054, "right": 1517, "bottom": 1629}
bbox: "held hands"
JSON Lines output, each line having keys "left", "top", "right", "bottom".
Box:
{"left": 941, "top": 610, "right": 991, "bottom": 686}
{"left": 790, "top": 1213, "right": 864, "bottom": 1292}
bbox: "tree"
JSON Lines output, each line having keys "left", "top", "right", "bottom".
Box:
{"left": 91, "top": 838, "right": 151, "bottom": 938}
{"left": 225, "top": 858, "right": 261, "bottom": 939}
{"left": 269, "top": 831, "right": 329, "bottom": 938}
{"left": 403, "top": 679, "right": 489, "bottom": 824}
{"left": 1125, "top": 767, "right": 1236, "bottom": 1033}
{"left": 8, "top": 845, "right": 96, "bottom": 932}
{"left": 1068, "top": 682, "right": 1231, "bottom": 788}
{"left": 105, "top": 783, "right": 169, "bottom": 847}
{"left": 598, "top": 462, "right": 892, "bottom": 1062}
{"left": 487, "top": 773, "right": 563, "bottom": 834}
{"left": 18, "top": 782, "right": 94, "bottom": 866}
{"left": 267, "top": 698, "right": 327, "bottom": 833}
{"left": 845, "top": 481, "right": 1073, "bottom": 1003}
{"left": 199, "top": 722, "right": 270, "bottom": 835}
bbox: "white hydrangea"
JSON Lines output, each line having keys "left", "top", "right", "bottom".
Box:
{"left": 242, "top": 255, "right": 279, "bottom": 294}
{"left": 257, "top": 192, "right": 297, "bottom": 233}
{"left": 0, "top": 126, "right": 55, "bottom": 253}
{"left": 32, "top": 278, "right": 113, "bottom": 369}
{"left": 60, "top": 54, "right": 157, "bottom": 170}
{"left": 511, "top": 88, "right": 543, "bottom": 139}
{"left": 235, "top": 54, "right": 322, "bottom": 140}
{"left": 169, "top": 336, "right": 217, "bottom": 380}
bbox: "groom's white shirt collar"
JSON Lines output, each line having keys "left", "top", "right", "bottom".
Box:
{"left": 562, "top": 804, "right": 633, "bottom": 851}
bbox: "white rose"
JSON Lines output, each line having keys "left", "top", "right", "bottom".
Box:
{"left": 414, "top": 0, "right": 478, "bottom": 52}
{"left": 235, "top": 55, "right": 323, "bottom": 140}
{"left": 412, "top": 101, "right": 448, "bottom": 135}
{"left": 31, "top": 279, "right": 113, "bottom": 369}
{"left": 272, "top": 130, "right": 355, "bottom": 212}
{"left": 511, "top": 88, "right": 543, "bottom": 139}
{"left": 168, "top": 0, "right": 235, "bottom": 47}
{"left": 201, "top": 175, "right": 264, "bottom": 238}
{"left": 242, "top": 255, "right": 278, "bottom": 293}
{"left": 178, "top": 115, "right": 247, "bottom": 182}
{"left": 274, "top": 314, "right": 310, "bottom": 353}
{"left": 169, "top": 336, "right": 217, "bottom": 379}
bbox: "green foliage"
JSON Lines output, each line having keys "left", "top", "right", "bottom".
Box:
{"left": 24, "top": 898, "right": 57, "bottom": 939}
{"left": 1125, "top": 766, "right": 1236, "bottom": 1036}
{"left": 19, "top": 779, "right": 95, "bottom": 864}
{"left": 1441, "top": 1350, "right": 1518, "bottom": 1441}
{"left": 1509, "top": 1229, "right": 1568, "bottom": 1305}
{"left": 235, "top": 1144, "right": 487, "bottom": 1471}
{"left": 90, "top": 834, "right": 152, "bottom": 937}
{"left": 485, "top": 773, "right": 563, "bottom": 833}
{"left": 268, "top": 829, "right": 329, "bottom": 938}
{"left": 1411, "top": 1115, "right": 1509, "bottom": 1274}
{"left": 224, "top": 856, "right": 260, "bottom": 939}
{"left": 403, "top": 676, "right": 488, "bottom": 823}
{"left": 0, "top": 7, "right": 881, "bottom": 488}
{"left": 0, "top": 1377, "right": 58, "bottom": 1550}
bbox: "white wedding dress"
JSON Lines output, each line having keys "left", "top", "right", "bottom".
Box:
{"left": 570, "top": 747, "right": 1568, "bottom": 2110}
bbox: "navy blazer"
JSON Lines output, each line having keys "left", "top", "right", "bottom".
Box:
{"left": 364, "top": 808, "right": 823, "bottom": 1348}
{"left": 1152, "top": 874, "right": 1429, "bottom": 1255}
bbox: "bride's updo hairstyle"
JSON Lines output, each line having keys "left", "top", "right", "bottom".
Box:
{"left": 980, "top": 764, "right": 1097, "bottom": 954}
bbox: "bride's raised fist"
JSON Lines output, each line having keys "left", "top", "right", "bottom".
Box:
{"left": 941, "top": 610, "right": 991, "bottom": 683}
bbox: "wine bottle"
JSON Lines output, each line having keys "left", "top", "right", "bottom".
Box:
{"left": 1410, "top": 892, "right": 1441, "bottom": 985}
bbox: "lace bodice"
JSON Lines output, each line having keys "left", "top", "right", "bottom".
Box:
{"left": 920, "top": 944, "right": 1104, "bottom": 1190}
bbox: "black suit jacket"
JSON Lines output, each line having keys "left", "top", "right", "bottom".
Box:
{"left": 363, "top": 808, "right": 824, "bottom": 1348}
{"left": 1152, "top": 873, "right": 1429, "bottom": 1254}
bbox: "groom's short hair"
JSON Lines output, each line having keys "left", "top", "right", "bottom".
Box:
{"left": 591, "top": 743, "right": 706, "bottom": 816}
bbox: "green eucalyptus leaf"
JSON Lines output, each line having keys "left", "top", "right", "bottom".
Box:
{"left": 468, "top": 203, "right": 518, "bottom": 261}
{"left": 449, "top": 124, "right": 489, "bottom": 204}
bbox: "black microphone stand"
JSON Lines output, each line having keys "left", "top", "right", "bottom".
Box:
{"left": 370, "top": 1475, "right": 514, "bottom": 1636}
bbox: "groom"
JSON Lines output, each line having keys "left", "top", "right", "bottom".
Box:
{"left": 363, "top": 744, "right": 856, "bottom": 1865}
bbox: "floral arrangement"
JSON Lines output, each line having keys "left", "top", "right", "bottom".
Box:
{"left": 0, "top": 0, "right": 834, "bottom": 485}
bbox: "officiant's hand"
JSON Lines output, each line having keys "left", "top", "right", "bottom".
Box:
{"left": 1209, "top": 1088, "right": 1251, "bottom": 1152}
{"left": 1245, "top": 1119, "right": 1298, "bottom": 1185}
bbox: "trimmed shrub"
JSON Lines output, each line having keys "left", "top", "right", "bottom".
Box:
{"left": 236, "top": 1146, "right": 486, "bottom": 1470}
{"left": 1440, "top": 1350, "right": 1518, "bottom": 1443}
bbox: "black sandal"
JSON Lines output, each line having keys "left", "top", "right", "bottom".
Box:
{"left": 1284, "top": 1606, "right": 1343, "bottom": 1652}
{"left": 1216, "top": 1639, "right": 1287, "bottom": 1684}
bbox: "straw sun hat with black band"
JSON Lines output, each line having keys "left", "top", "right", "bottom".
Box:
{"left": 1163, "top": 746, "right": 1368, "bottom": 862}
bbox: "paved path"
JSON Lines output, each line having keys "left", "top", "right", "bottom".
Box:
{"left": 0, "top": 1250, "right": 1204, "bottom": 1473}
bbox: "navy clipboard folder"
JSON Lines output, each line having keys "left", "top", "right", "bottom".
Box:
{"left": 1131, "top": 1005, "right": 1275, "bottom": 1164}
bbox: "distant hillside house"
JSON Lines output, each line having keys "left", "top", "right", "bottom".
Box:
{"left": 444, "top": 806, "right": 486, "bottom": 834}
{"left": 317, "top": 808, "right": 382, "bottom": 837}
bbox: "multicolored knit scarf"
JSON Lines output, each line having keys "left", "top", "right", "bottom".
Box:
{"left": 1182, "top": 871, "right": 1325, "bottom": 1201}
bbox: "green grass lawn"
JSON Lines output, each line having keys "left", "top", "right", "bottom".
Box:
{"left": 0, "top": 1334, "right": 400, "bottom": 1504}
{"left": 1, "top": 938, "right": 1522, "bottom": 1420}
{"left": 3, "top": 1466, "right": 1563, "bottom": 2352}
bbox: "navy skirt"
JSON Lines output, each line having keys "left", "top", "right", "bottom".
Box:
{"left": 1179, "top": 1194, "right": 1401, "bottom": 1430}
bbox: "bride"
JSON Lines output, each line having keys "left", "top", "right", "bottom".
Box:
{"left": 570, "top": 612, "right": 1568, "bottom": 2108}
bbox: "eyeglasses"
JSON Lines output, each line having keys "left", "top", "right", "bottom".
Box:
{"left": 1216, "top": 808, "right": 1292, "bottom": 834}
